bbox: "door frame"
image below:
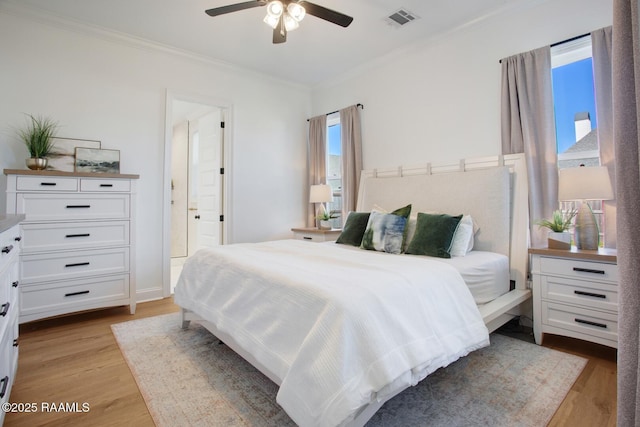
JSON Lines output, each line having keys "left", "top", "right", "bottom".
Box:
{"left": 163, "top": 89, "right": 233, "bottom": 297}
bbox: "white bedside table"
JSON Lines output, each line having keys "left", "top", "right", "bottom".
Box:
{"left": 530, "top": 247, "right": 618, "bottom": 348}
{"left": 291, "top": 227, "right": 341, "bottom": 242}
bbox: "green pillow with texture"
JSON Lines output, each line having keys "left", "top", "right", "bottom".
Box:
{"left": 406, "top": 212, "right": 463, "bottom": 258}
{"left": 335, "top": 212, "right": 370, "bottom": 246}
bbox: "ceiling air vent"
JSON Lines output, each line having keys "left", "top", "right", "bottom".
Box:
{"left": 385, "top": 8, "right": 419, "bottom": 28}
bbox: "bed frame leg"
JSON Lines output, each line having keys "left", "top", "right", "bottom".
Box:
{"left": 181, "top": 309, "right": 191, "bottom": 329}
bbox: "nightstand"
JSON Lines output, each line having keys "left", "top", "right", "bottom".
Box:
{"left": 530, "top": 247, "right": 618, "bottom": 348}
{"left": 291, "top": 227, "right": 341, "bottom": 242}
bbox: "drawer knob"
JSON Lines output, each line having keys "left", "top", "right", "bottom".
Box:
{"left": 13, "top": 338, "right": 18, "bottom": 347}
{"left": 40, "top": 182, "right": 57, "bottom": 186}
{"left": 0, "top": 302, "right": 9, "bottom": 317}
{"left": 65, "top": 290, "right": 90, "bottom": 297}
{"left": 65, "top": 233, "right": 91, "bottom": 238}
{"left": 573, "top": 267, "right": 605, "bottom": 275}
{"left": 303, "top": 237, "right": 312, "bottom": 240}
{"left": 14, "top": 236, "right": 22, "bottom": 242}
{"left": 66, "top": 205, "right": 91, "bottom": 209}
{"left": 99, "top": 184, "right": 114, "bottom": 187}
{"left": 574, "top": 290, "right": 606, "bottom": 299}
{"left": 575, "top": 318, "right": 608, "bottom": 329}
{"left": 12, "top": 281, "right": 18, "bottom": 288}
{"left": 1, "top": 245, "right": 13, "bottom": 254}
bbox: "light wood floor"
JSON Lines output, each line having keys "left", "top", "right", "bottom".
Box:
{"left": 4, "top": 298, "right": 617, "bottom": 426}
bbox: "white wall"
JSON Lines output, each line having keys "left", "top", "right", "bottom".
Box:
{"left": 311, "top": 0, "right": 613, "bottom": 170}
{"left": 0, "top": 11, "right": 310, "bottom": 300}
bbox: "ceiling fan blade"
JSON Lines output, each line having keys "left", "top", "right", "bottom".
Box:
{"left": 298, "top": 1, "right": 353, "bottom": 27}
{"left": 205, "top": 1, "right": 267, "bottom": 17}
{"left": 272, "top": 14, "right": 287, "bottom": 44}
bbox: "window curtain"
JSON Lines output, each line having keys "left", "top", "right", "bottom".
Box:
{"left": 613, "top": 0, "right": 640, "bottom": 425}
{"left": 592, "top": 26, "right": 617, "bottom": 248}
{"left": 307, "top": 115, "right": 327, "bottom": 227}
{"left": 501, "top": 46, "right": 558, "bottom": 248}
{"left": 339, "top": 105, "right": 363, "bottom": 221}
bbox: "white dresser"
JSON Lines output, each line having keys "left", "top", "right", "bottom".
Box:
{"left": 0, "top": 215, "right": 23, "bottom": 423}
{"left": 4, "top": 169, "right": 139, "bottom": 323}
{"left": 530, "top": 247, "right": 618, "bottom": 348}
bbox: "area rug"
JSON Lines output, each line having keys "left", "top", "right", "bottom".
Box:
{"left": 112, "top": 313, "right": 587, "bottom": 427}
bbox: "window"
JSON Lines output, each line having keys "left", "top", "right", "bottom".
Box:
{"left": 326, "top": 113, "right": 342, "bottom": 228}
{"left": 551, "top": 36, "right": 605, "bottom": 243}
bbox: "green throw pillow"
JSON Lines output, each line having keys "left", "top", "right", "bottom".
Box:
{"left": 336, "top": 212, "right": 371, "bottom": 246}
{"left": 406, "top": 212, "right": 463, "bottom": 258}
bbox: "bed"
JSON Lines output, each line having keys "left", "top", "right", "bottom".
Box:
{"left": 174, "top": 154, "right": 531, "bottom": 427}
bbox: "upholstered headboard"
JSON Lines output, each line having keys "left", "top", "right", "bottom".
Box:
{"left": 356, "top": 154, "right": 529, "bottom": 290}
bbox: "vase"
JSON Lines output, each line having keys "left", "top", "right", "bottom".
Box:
{"left": 548, "top": 231, "right": 571, "bottom": 250}
{"left": 319, "top": 220, "right": 332, "bottom": 230}
{"left": 26, "top": 157, "right": 48, "bottom": 170}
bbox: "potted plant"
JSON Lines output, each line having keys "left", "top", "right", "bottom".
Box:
{"left": 17, "top": 114, "right": 58, "bottom": 170}
{"left": 316, "top": 210, "right": 340, "bottom": 230}
{"left": 536, "top": 209, "right": 577, "bottom": 249}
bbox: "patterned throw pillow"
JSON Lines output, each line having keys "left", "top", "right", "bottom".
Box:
{"left": 360, "top": 204, "right": 411, "bottom": 254}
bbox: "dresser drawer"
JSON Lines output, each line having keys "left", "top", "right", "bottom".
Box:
{"left": 16, "top": 176, "right": 78, "bottom": 192}
{"left": 20, "top": 247, "right": 129, "bottom": 284}
{"left": 539, "top": 256, "right": 618, "bottom": 283}
{"left": 16, "top": 193, "right": 130, "bottom": 221}
{"left": 542, "top": 301, "right": 617, "bottom": 343}
{"left": 21, "top": 274, "right": 129, "bottom": 317}
{"left": 0, "top": 225, "right": 20, "bottom": 274}
{"left": 21, "top": 221, "right": 130, "bottom": 253}
{"left": 541, "top": 275, "right": 617, "bottom": 312}
{"left": 80, "top": 178, "right": 131, "bottom": 192}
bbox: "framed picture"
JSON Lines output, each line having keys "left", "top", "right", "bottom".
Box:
{"left": 75, "top": 148, "right": 120, "bottom": 174}
{"left": 48, "top": 137, "right": 101, "bottom": 172}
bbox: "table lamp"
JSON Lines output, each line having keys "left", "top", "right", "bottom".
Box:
{"left": 558, "top": 165, "right": 613, "bottom": 250}
{"left": 309, "top": 184, "right": 332, "bottom": 228}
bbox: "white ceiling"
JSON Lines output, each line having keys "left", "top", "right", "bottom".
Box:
{"left": 6, "top": 0, "right": 532, "bottom": 86}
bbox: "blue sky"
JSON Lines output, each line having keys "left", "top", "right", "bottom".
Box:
{"left": 552, "top": 58, "right": 597, "bottom": 153}
{"left": 328, "top": 123, "right": 341, "bottom": 155}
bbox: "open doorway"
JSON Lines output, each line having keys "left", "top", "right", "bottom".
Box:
{"left": 163, "top": 91, "right": 231, "bottom": 296}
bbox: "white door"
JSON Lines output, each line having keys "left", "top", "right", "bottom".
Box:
{"left": 189, "top": 109, "right": 222, "bottom": 254}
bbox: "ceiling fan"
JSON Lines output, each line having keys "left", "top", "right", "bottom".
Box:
{"left": 205, "top": 1, "right": 353, "bottom": 44}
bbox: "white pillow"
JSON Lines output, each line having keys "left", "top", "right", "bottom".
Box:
{"left": 450, "top": 214, "right": 475, "bottom": 257}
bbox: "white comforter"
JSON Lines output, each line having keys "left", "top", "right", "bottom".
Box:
{"left": 174, "top": 239, "right": 489, "bottom": 427}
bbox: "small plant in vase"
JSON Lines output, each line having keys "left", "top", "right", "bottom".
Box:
{"left": 316, "top": 210, "right": 340, "bottom": 230}
{"left": 536, "top": 209, "right": 577, "bottom": 249}
{"left": 17, "top": 114, "right": 58, "bottom": 170}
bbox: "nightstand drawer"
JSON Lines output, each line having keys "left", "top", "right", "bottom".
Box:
{"left": 539, "top": 256, "right": 618, "bottom": 283}
{"left": 541, "top": 275, "right": 617, "bottom": 312}
{"left": 542, "top": 301, "right": 617, "bottom": 343}
{"left": 16, "top": 176, "right": 78, "bottom": 192}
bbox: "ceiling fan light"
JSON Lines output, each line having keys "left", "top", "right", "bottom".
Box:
{"left": 283, "top": 13, "right": 299, "bottom": 31}
{"left": 287, "top": 3, "right": 306, "bottom": 22}
{"left": 263, "top": 14, "right": 279, "bottom": 29}
{"left": 266, "top": 1, "right": 284, "bottom": 17}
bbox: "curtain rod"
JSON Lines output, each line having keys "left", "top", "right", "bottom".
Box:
{"left": 499, "top": 32, "right": 591, "bottom": 63}
{"left": 307, "top": 103, "right": 363, "bottom": 122}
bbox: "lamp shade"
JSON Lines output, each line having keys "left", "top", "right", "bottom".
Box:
{"left": 558, "top": 166, "right": 613, "bottom": 201}
{"left": 309, "top": 184, "right": 332, "bottom": 203}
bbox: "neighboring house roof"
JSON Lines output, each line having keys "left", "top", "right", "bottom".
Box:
{"left": 559, "top": 129, "right": 600, "bottom": 169}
